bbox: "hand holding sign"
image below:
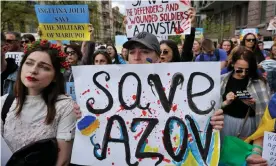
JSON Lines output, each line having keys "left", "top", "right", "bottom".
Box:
{"left": 246, "top": 154, "right": 268, "bottom": 166}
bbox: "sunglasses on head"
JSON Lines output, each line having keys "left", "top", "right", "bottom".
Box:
{"left": 161, "top": 50, "right": 169, "bottom": 55}
{"left": 245, "top": 39, "right": 256, "bottom": 42}
{"left": 235, "top": 68, "right": 249, "bottom": 74}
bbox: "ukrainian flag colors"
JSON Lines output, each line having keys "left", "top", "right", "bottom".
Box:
{"left": 77, "top": 116, "right": 100, "bottom": 136}
{"left": 245, "top": 93, "right": 276, "bottom": 143}
{"left": 35, "top": 5, "right": 90, "bottom": 41}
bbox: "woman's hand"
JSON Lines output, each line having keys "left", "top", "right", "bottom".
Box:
{"left": 210, "top": 109, "right": 224, "bottom": 130}
{"left": 241, "top": 98, "right": 256, "bottom": 108}
{"left": 246, "top": 154, "right": 268, "bottom": 166}
{"left": 223, "top": 92, "right": 236, "bottom": 107}
{"left": 73, "top": 103, "right": 82, "bottom": 119}
{"left": 187, "top": 7, "right": 196, "bottom": 28}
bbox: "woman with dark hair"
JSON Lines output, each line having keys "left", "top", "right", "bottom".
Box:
{"left": 1, "top": 40, "right": 76, "bottom": 165}
{"left": 64, "top": 45, "right": 82, "bottom": 66}
{"left": 159, "top": 40, "right": 181, "bottom": 62}
{"left": 220, "top": 46, "right": 270, "bottom": 141}
{"left": 106, "top": 45, "right": 126, "bottom": 64}
{"left": 220, "top": 39, "right": 234, "bottom": 56}
{"left": 91, "top": 51, "right": 112, "bottom": 65}
{"left": 63, "top": 44, "right": 83, "bottom": 82}
{"left": 241, "top": 33, "right": 265, "bottom": 64}
{"left": 21, "top": 34, "right": 36, "bottom": 47}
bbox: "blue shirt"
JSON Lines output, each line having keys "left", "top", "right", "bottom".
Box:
{"left": 195, "top": 49, "right": 227, "bottom": 62}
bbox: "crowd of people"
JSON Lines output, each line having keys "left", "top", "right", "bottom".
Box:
{"left": 1, "top": 7, "right": 276, "bottom": 166}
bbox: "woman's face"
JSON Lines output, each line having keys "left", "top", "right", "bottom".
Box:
{"left": 244, "top": 34, "right": 256, "bottom": 49}
{"left": 94, "top": 54, "right": 108, "bottom": 65}
{"left": 222, "top": 41, "right": 231, "bottom": 52}
{"left": 21, "top": 51, "right": 55, "bottom": 94}
{"left": 192, "top": 41, "right": 200, "bottom": 52}
{"left": 107, "top": 46, "right": 115, "bottom": 59}
{"left": 160, "top": 43, "right": 173, "bottom": 63}
{"left": 66, "top": 47, "right": 78, "bottom": 65}
{"left": 233, "top": 59, "right": 249, "bottom": 79}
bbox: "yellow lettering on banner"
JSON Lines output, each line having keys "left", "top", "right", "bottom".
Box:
{"left": 39, "top": 24, "right": 90, "bottom": 41}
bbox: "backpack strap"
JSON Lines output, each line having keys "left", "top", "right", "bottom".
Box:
{"left": 214, "top": 49, "right": 220, "bottom": 61}
{"left": 199, "top": 53, "right": 204, "bottom": 61}
{"left": 1, "top": 94, "right": 15, "bottom": 125}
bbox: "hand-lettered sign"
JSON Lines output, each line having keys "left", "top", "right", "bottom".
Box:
{"left": 263, "top": 131, "right": 276, "bottom": 166}
{"left": 35, "top": 5, "right": 90, "bottom": 41}
{"left": 5, "top": 52, "right": 24, "bottom": 66}
{"left": 125, "top": 0, "right": 191, "bottom": 37}
{"left": 71, "top": 62, "right": 221, "bottom": 166}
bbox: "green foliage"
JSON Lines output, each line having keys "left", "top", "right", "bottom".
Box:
{"left": 168, "top": 35, "right": 182, "bottom": 44}
{"left": 1, "top": 1, "right": 37, "bottom": 31}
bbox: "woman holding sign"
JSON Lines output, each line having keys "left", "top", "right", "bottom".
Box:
{"left": 220, "top": 46, "right": 270, "bottom": 141}
{"left": 1, "top": 40, "right": 76, "bottom": 166}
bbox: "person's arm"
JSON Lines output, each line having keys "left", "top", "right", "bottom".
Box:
{"left": 246, "top": 137, "right": 267, "bottom": 166}
{"left": 56, "top": 99, "right": 76, "bottom": 166}
{"left": 81, "top": 24, "right": 94, "bottom": 65}
{"left": 56, "top": 140, "right": 73, "bottom": 166}
{"left": 181, "top": 27, "right": 195, "bottom": 62}
{"left": 181, "top": 7, "right": 196, "bottom": 62}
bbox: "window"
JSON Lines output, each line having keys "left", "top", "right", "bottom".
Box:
{"left": 260, "top": 1, "right": 267, "bottom": 23}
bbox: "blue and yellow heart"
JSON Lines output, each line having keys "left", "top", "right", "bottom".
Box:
{"left": 77, "top": 115, "right": 100, "bottom": 136}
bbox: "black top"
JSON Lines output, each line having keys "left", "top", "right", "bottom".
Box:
{"left": 1, "top": 58, "right": 18, "bottom": 96}
{"left": 223, "top": 75, "right": 255, "bottom": 118}
{"left": 181, "top": 27, "right": 195, "bottom": 62}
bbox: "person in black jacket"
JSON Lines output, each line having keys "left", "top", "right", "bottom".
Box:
{"left": 1, "top": 32, "right": 18, "bottom": 96}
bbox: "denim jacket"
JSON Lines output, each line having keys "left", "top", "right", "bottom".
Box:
{"left": 3, "top": 70, "right": 18, "bottom": 95}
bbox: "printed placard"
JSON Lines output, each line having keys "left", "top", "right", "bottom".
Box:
{"left": 125, "top": 0, "right": 191, "bottom": 37}
{"left": 262, "top": 131, "right": 276, "bottom": 166}
{"left": 66, "top": 82, "right": 76, "bottom": 101}
{"left": 115, "top": 35, "right": 128, "bottom": 54}
{"left": 71, "top": 62, "right": 221, "bottom": 166}
{"left": 35, "top": 5, "right": 90, "bottom": 41}
{"left": 5, "top": 52, "right": 24, "bottom": 66}
{"left": 240, "top": 28, "right": 259, "bottom": 40}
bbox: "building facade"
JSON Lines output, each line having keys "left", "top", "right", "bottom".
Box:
{"left": 196, "top": 0, "right": 276, "bottom": 42}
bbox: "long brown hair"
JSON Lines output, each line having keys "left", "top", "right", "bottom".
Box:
{"left": 227, "top": 46, "right": 265, "bottom": 81}
{"left": 14, "top": 43, "right": 65, "bottom": 125}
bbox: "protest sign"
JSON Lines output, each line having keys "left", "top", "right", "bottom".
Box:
{"left": 262, "top": 131, "right": 276, "bottom": 166}
{"left": 125, "top": 1, "right": 191, "bottom": 37}
{"left": 5, "top": 52, "right": 24, "bottom": 66}
{"left": 180, "top": 28, "right": 204, "bottom": 40}
{"left": 267, "top": 16, "right": 276, "bottom": 31}
{"left": 240, "top": 28, "right": 258, "bottom": 40}
{"left": 66, "top": 82, "right": 76, "bottom": 101}
{"left": 35, "top": 5, "right": 90, "bottom": 41}
{"left": 115, "top": 35, "right": 128, "bottom": 54}
{"left": 71, "top": 62, "right": 221, "bottom": 166}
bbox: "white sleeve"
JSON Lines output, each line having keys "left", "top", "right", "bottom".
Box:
{"left": 1, "top": 94, "right": 9, "bottom": 135}
{"left": 56, "top": 98, "right": 77, "bottom": 141}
